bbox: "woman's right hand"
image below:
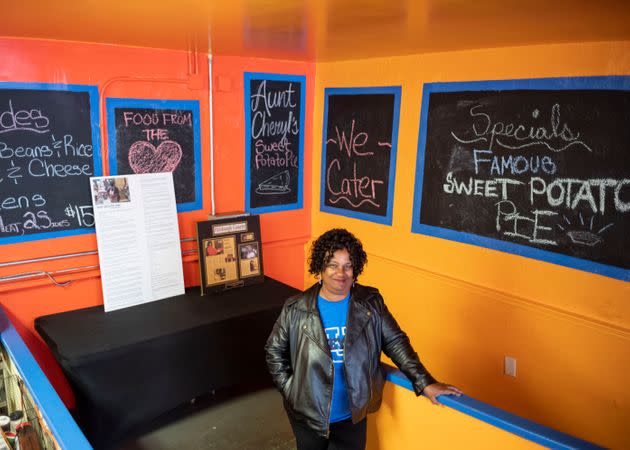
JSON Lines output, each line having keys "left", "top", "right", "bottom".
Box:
{"left": 422, "top": 383, "right": 463, "bottom": 405}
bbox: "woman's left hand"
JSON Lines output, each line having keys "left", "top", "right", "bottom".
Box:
{"left": 422, "top": 383, "right": 463, "bottom": 405}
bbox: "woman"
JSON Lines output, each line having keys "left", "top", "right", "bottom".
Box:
{"left": 265, "top": 228, "right": 462, "bottom": 450}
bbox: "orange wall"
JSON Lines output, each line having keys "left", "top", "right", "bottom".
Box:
{"left": 313, "top": 41, "right": 630, "bottom": 449}
{"left": 0, "top": 37, "right": 314, "bottom": 408}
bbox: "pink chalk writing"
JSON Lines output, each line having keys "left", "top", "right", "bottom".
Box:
{"left": 326, "top": 159, "right": 384, "bottom": 208}
{"left": 327, "top": 120, "right": 372, "bottom": 158}
{"left": 142, "top": 129, "right": 169, "bottom": 141}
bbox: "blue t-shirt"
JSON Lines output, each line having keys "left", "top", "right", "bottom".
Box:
{"left": 317, "top": 293, "right": 352, "bottom": 423}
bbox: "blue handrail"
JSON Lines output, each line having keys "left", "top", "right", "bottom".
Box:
{"left": 382, "top": 364, "right": 605, "bottom": 450}
{"left": 0, "top": 307, "right": 92, "bottom": 450}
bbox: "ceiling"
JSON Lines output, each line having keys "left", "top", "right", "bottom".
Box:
{"left": 2, "top": 0, "right": 630, "bottom": 61}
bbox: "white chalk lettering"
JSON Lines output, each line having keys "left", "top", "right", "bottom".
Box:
{"left": 443, "top": 172, "right": 522, "bottom": 200}
{"left": 0, "top": 193, "right": 46, "bottom": 211}
{"left": 28, "top": 158, "right": 92, "bottom": 177}
{"left": 0, "top": 141, "right": 53, "bottom": 159}
{"left": 0, "top": 100, "right": 50, "bottom": 134}
{"left": 495, "top": 200, "right": 558, "bottom": 245}
{"left": 473, "top": 149, "right": 557, "bottom": 176}
{"left": 250, "top": 80, "right": 297, "bottom": 117}
{"left": 251, "top": 110, "right": 299, "bottom": 139}
{"left": 452, "top": 104, "right": 592, "bottom": 153}
{"left": 529, "top": 177, "right": 627, "bottom": 214}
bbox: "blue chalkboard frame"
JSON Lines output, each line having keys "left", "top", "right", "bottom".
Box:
{"left": 244, "top": 72, "right": 306, "bottom": 214}
{"left": 411, "top": 76, "right": 630, "bottom": 281}
{"left": 320, "top": 86, "right": 401, "bottom": 226}
{"left": 106, "top": 98, "right": 202, "bottom": 213}
{"left": 0, "top": 82, "right": 102, "bottom": 244}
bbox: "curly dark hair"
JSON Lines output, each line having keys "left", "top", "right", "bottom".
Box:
{"left": 308, "top": 228, "right": 367, "bottom": 279}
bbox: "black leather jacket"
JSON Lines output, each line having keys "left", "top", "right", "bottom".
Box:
{"left": 265, "top": 282, "right": 437, "bottom": 436}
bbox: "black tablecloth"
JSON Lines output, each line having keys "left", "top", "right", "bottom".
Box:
{"left": 35, "top": 277, "right": 300, "bottom": 450}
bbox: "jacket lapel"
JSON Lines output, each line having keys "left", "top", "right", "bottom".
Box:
{"left": 345, "top": 286, "right": 371, "bottom": 344}
{"left": 301, "top": 283, "right": 331, "bottom": 355}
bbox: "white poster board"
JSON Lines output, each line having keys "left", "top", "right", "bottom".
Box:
{"left": 90, "top": 173, "right": 185, "bottom": 312}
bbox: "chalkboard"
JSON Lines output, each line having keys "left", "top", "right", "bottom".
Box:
{"left": 411, "top": 77, "right": 630, "bottom": 281}
{"left": 106, "top": 99, "right": 201, "bottom": 212}
{"left": 321, "top": 87, "right": 400, "bottom": 225}
{"left": 0, "top": 83, "right": 101, "bottom": 244}
{"left": 245, "top": 73, "right": 305, "bottom": 213}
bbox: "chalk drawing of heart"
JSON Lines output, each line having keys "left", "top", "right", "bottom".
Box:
{"left": 128, "top": 140, "right": 182, "bottom": 174}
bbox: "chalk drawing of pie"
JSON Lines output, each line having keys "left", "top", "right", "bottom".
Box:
{"left": 567, "top": 230, "right": 603, "bottom": 247}
{"left": 256, "top": 170, "right": 291, "bottom": 195}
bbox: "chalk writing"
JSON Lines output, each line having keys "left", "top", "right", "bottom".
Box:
{"left": 0, "top": 192, "right": 79, "bottom": 237}
{"left": 326, "top": 120, "right": 372, "bottom": 158}
{"left": 0, "top": 99, "right": 50, "bottom": 134}
{"left": 0, "top": 85, "right": 99, "bottom": 242}
{"left": 254, "top": 136, "right": 298, "bottom": 172}
{"left": 111, "top": 102, "right": 199, "bottom": 206}
{"left": 417, "top": 82, "right": 630, "bottom": 273}
{"left": 250, "top": 81, "right": 299, "bottom": 140}
{"left": 451, "top": 103, "right": 593, "bottom": 153}
{"left": 246, "top": 76, "right": 303, "bottom": 210}
{"left": 323, "top": 91, "right": 398, "bottom": 220}
{"left": 64, "top": 204, "right": 94, "bottom": 227}
{"left": 251, "top": 80, "right": 297, "bottom": 115}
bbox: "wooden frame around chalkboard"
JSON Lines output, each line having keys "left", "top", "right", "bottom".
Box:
{"left": 244, "top": 72, "right": 306, "bottom": 214}
{"left": 106, "top": 98, "right": 202, "bottom": 213}
{"left": 320, "top": 86, "right": 401, "bottom": 226}
{"left": 0, "top": 82, "right": 102, "bottom": 244}
{"left": 411, "top": 76, "right": 630, "bottom": 281}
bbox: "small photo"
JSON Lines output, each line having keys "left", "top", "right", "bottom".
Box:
{"left": 241, "top": 232, "right": 255, "bottom": 242}
{"left": 239, "top": 242, "right": 261, "bottom": 278}
{"left": 202, "top": 236, "right": 239, "bottom": 286}
{"left": 92, "top": 177, "right": 130, "bottom": 205}
{"left": 239, "top": 243, "right": 259, "bottom": 260}
{"left": 205, "top": 239, "right": 224, "bottom": 256}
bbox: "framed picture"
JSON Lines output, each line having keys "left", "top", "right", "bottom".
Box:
{"left": 197, "top": 214, "right": 265, "bottom": 294}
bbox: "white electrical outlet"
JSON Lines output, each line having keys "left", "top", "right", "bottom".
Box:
{"left": 504, "top": 356, "right": 517, "bottom": 377}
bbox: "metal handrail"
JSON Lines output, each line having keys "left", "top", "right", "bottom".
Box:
{"left": 0, "top": 238, "right": 198, "bottom": 286}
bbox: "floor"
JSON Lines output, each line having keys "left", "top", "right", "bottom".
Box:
{"left": 118, "top": 385, "right": 296, "bottom": 450}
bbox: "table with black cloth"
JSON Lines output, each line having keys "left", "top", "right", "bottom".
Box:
{"left": 35, "top": 277, "right": 300, "bottom": 450}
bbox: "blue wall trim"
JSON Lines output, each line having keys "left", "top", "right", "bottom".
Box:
{"left": 382, "top": 364, "right": 605, "bottom": 450}
{"left": 0, "top": 308, "right": 92, "bottom": 449}
{"left": 320, "top": 86, "right": 401, "bottom": 226}
{"left": 410, "top": 76, "right": 630, "bottom": 282}
{"left": 106, "top": 97, "right": 202, "bottom": 213}
{"left": 244, "top": 72, "right": 306, "bottom": 214}
{"left": 0, "top": 82, "right": 102, "bottom": 244}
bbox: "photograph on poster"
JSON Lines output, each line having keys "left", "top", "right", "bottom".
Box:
{"left": 241, "top": 232, "right": 255, "bottom": 242}
{"left": 92, "top": 177, "right": 130, "bottom": 205}
{"left": 203, "top": 236, "right": 239, "bottom": 286}
{"left": 239, "top": 242, "right": 261, "bottom": 277}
